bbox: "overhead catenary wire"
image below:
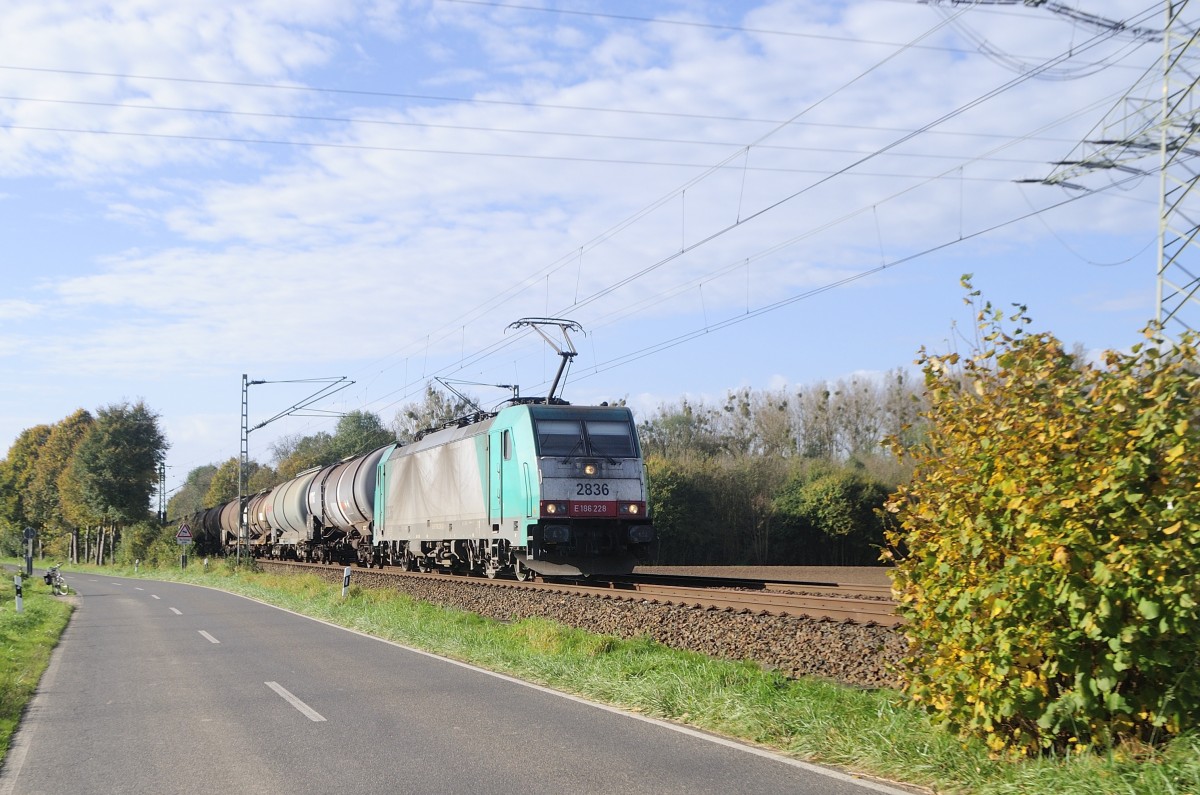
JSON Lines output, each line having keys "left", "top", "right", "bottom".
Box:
{"left": 531, "top": 8, "right": 1163, "bottom": 330}
{"left": 0, "top": 122, "right": 1045, "bottom": 179}
{"left": 435, "top": 0, "right": 1157, "bottom": 69}
{"left": 573, "top": 170, "right": 1149, "bottom": 380}
{"left": 0, "top": 93, "right": 1085, "bottom": 165}
{"left": 348, "top": 6, "right": 1162, "bottom": 420}
{"left": 286, "top": 2, "right": 1164, "bottom": 426}
{"left": 335, "top": 9, "right": 978, "bottom": 414}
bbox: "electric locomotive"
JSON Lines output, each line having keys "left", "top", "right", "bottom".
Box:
{"left": 370, "top": 399, "right": 654, "bottom": 577}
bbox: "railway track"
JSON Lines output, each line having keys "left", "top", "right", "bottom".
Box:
{"left": 259, "top": 560, "right": 901, "bottom": 627}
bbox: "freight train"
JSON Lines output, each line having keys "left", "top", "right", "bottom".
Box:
{"left": 186, "top": 399, "right": 655, "bottom": 578}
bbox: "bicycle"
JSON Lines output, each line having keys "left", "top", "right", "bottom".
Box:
{"left": 43, "top": 564, "right": 68, "bottom": 596}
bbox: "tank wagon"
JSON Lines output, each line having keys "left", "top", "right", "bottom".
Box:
{"left": 185, "top": 401, "right": 654, "bottom": 578}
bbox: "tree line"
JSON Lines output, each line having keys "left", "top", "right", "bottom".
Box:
{"left": 0, "top": 401, "right": 167, "bottom": 564}
{"left": 638, "top": 371, "right": 924, "bottom": 566}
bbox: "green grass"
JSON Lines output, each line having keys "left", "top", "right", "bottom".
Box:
{"left": 0, "top": 569, "right": 72, "bottom": 759}
{"left": 14, "top": 558, "right": 1200, "bottom": 794}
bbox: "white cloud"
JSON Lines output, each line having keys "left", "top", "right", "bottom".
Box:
{"left": 0, "top": 300, "right": 40, "bottom": 320}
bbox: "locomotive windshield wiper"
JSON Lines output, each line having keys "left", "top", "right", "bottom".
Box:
{"left": 559, "top": 437, "right": 586, "bottom": 461}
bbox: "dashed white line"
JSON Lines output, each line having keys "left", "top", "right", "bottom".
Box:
{"left": 151, "top": 595, "right": 160, "bottom": 600}
{"left": 198, "top": 631, "right": 220, "bottom": 644}
{"left": 266, "top": 682, "right": 326, "bottom": 722}
{"left": 135, "top": 587, "right": 144, "bottom": 591}
{"left": 169, "top": 607, "right": 182, "bottom": 615}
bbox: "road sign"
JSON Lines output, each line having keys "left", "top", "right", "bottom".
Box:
{"left": 176, "top": 524, "right": 193, "bottom": 545}
{"left": 23, "top": 527, "right": 34, "bottom": 541}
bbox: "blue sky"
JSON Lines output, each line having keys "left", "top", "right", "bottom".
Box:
{"left": 0, "top": 1, "right": 1176, "bottom": 496}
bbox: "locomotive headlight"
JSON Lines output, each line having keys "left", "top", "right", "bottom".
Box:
{"left": 541, "top": 501, "right": 569, "bottom": 517}
{"left": 619, "top": 502, "right": 644, "bottom": 516}
{"left": 583, "top": 463, "right": 598, "bottom": 476}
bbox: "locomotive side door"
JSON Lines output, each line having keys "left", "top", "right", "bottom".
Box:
{"left": 488, "top": 429, "right": 505, "bottom": 529}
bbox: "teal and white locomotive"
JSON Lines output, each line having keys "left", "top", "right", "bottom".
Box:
{"left": 370, "top": 400, "right": 654, "bottom": 577}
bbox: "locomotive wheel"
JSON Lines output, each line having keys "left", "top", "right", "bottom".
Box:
{"left": 512, "top": 559, "right": 529, "bottom": 582}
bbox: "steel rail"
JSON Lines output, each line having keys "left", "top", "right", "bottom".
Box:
{"left": 260, "top": 560, "right": 903, "bottom": 626}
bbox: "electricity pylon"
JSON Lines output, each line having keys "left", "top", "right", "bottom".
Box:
{"left": 1025, "top": 2, "right": 1196, "bottom": 337}
{"left": 932, "top": 1, "right": 1198, "bottom": 337}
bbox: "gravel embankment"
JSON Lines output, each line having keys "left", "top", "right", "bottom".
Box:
{"left": 264, "top": 562, "right": 906, "bottom": 689}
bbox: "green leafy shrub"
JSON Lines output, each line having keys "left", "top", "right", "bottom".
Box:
{"left": 773, "top": 463, "right": 893, "bottom": 565}
{"left": 885, "top": 281, "right": 1200, "bottom": 756}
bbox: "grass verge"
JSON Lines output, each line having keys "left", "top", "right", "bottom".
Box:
{"left": 22, "top": 559, "right": 1200, "bottom": 794}
{"left": 0, "top": 570, "right": 72, "bottom": 761}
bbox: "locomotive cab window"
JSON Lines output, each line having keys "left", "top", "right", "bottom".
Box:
{"left": 502, "top": 429, "right": 513, "bottom": 461}
{"left": 536, "top": 420, "right": 584, "bottom": 457}
{"left": 585, "top": 421, "right": 637, "bottom": 458}
{"left": 535, "top": 416, "right": 637, "bottom": 458}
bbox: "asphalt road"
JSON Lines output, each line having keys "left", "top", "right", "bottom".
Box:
{"left": 0, "top": 571, "right": 916, "bottom": 795}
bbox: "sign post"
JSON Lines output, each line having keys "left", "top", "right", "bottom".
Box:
{"left": 342, "top": 567, "right": 352, "bottom": 598}
{"left": 23, "top": 527, "right": 34, "bottom": 577}
{"left": 176, "top": 524, "right": 192, "bottom": 569}
{"left": 14, "top": 575, "right": 22, "bottom": 614}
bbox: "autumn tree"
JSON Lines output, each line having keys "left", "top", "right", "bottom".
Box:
{"left": 204, "top": 458, "right": 274, "bottom": 505}
{"left": 271, "top": 432, "right": 334, "bottom": 481}
{"left": 391, "top": 384, "right": 477, "bottom": 443}
{"left": 330, "top": 410, "right": 394, "bottom": 459}
{"left": 26, "top": 409, "right": 93, "bottom": 558}
{"left": 638, "top": 399, "right": 725, "bottom": 460}
{"left": 772, "top": 462, "right": 892, "bottom": 565}
{"left": 0, "top": 424, "right": 52, "bottom": 555}
{"left": 166, "top": 464, "right": 218, "bottom": 522}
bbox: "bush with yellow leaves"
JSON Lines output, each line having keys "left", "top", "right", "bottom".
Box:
{"left": 885, "top": 280, "right": 1200, "bottom": 755}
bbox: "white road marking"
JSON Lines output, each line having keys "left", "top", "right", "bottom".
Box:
{"left": 151, "top": 595, "right": 160, "bottom": 600}
{"left": 266, "top": 682, "right": 326, "bottom": 722}
{"left": 169, "top": 608, "right": 182, "bottom": 615}
{"left": 135, "top": 587, "right": 144, "bottom": 591}
{"left": 198, "top": 631, "right": 220, "bottom": 644}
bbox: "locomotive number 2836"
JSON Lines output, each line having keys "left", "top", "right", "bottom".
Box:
{"left": 575, "top": 482, "right": 610, "bottom": 496}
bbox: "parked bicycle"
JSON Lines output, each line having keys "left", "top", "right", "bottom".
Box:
{"left": 43, "top": 564, "right": 68, "bottom": 596}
